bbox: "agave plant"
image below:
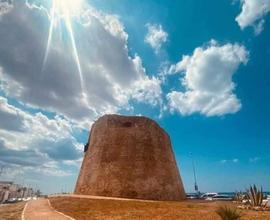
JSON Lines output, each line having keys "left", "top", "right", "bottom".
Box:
{"left": 246, "top": 185, "right": 266, "bottom": 207}
{"left": 216, "top": 206, "right": 242, "bottom": 220}
{"left": 234, "top": 191, "right": 244, "bottom": 203}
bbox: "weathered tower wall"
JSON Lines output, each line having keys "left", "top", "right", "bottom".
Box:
{"left": 75, "top": 115, "right": 186, "bottom": 201}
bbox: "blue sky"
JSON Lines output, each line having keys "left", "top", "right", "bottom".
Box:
{"left": 0, "top": 0, "right": 269, "bottom": 194}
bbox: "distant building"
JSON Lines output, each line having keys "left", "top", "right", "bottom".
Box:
{"left": 0, "top": 181, "right": 39, "bottom": 203}
{"left": 0, "top": 181, "right": 12, "bottom": 203}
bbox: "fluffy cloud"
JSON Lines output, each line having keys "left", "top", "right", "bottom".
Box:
{"left": 0, "top": 140, "right": 46, "bottom": 167}
{"left": 0, "top": 97, "right": 26, "bottom": 131}
{"left": 0, "top": 1, "right": 163, "bottom": 190}
{"left": 0, "top": 97, "right": 82, "bottom": 170}
{"left": 0, "top": 1, "right": 161, "bottom": 127}
{"left": 0, "top": 96, "right": 83, "bottom": 183}
{"left": 220, "top": 158, "right": 239, "bottom": 163}
{"left": 37, "top": 138, "right": 81, "bottom": 161}
{"left": 235, "top": 0, "right": 270, "bottom": 34}
{"left": 0, "top": 0, "right": 13, "bottom": 16}
{"left": 249, "top": 157, "right": 260, "bottom": 163}
{"left": 167, "top": 40, "right": 248, "bottom": 116}
{"left": 145, "top": 23, "right": 168, "bottom": 53}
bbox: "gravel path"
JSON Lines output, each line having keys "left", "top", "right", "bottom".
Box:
{"left": 23, "top": 198, "right": 74, "bottom": 220}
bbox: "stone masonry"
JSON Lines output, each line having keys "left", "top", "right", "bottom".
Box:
{"left": 75, "top": 114, "right": 186, "bottom": 201}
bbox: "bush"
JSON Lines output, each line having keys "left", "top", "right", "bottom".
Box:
{"left": 247, "top": 185, "right": 265, "bottom": 207}
{"left": 234, "top": 192, "right": 244, "bottom": 203}
{"left": 216, "top": 206, "right": 241, "bottom": 220}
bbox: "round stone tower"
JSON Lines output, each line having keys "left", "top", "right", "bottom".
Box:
{"left": 74, "top": 114, "right": 186, "bottom": 201}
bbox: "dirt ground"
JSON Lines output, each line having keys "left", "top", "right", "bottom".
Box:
{"left": 0, "top": 202, "right": 25, "bottom": 220}
{"left": 50, "top": 196, "right": 270, "bottom": 220}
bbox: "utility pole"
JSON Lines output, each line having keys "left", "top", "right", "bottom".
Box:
{"left": 190, "top": 153, "right": 199, "bottom": 195}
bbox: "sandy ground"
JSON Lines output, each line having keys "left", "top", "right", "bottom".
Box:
{"left": 50, "top": 196, "right": 270, "bottom": 220}
{"left": 0, "top": 202, "right": 25, "bottom": 220}
{"left": 1, "top": 196, "right": 270, "bottom": 220}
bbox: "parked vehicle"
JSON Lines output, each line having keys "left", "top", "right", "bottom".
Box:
{"left": 208, "top": 194, "right": 233, "bottom": 201}
{"left": 5, "top": 198, "right": 18, "bottom": 203}
{"left": 200, "top": 192, "right": 218, "bottom": 199}
{"left": 186, "top": 193, "right": 200, "bottom": 199}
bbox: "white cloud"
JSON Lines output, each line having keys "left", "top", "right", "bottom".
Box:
{"left": 0, "top": 97, "right": 27, "bottom": 131}
{"left": 0, "top": 0, "right": 13, "bottom": 17}
{"left": 0, "top": 1, "right": 163, "bottom": 191}
{"left": 167, "top": 40, "right": 248, "bottom": 116}
{"left": 0, "top": 96, "right": 85, "bottom": 184}
{"left": 145, "top": 23, "right": 168, "bottom": 53}
{"left": 131, "top": 57, "right": 162, "bottom": 106}
{"left": 62, "top": 158, "right": 83, "bottom": 168}
{"left": 0, "top": 2, "right": 162, "bottom": 128}
{"left": 232, "top": 158, "right": 239, "bottom": 163}
{"left": 33, "top": 166, "right": 73, "bottom": 177}
{"left": 235, "top": 0, "right": 270, "bottom": 34}
{"left": 0, "top": 97, "right": 82, "bottom": 164}
{"left": 220, "top": 158, "right": 239, "bottom": 163}
{"left": 249, "top": 157, "right": 260, "bottom": 162}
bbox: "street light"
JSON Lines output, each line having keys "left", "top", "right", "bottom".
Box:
{"left": 190, "top": 153, "right": 199, "bottom": 195}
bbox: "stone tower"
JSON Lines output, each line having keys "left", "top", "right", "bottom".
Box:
{"left": 75, "top": 115, "right": 186, "bottom": 201}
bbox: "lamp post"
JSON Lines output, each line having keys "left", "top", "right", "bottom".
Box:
{"left": 190, "top": 153, "right": 199, "bottom": 195}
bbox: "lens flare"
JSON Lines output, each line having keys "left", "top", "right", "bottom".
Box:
{"left": 42, "top": 0, "right": 55, "bottom": 71}
{"left": 54, "top": 0, "right": 84, "bottom": 17}
{"left": 42, "top": 0, "right": 85, "bottom": 91}
{"left": 64, "top": 14, "right": 84, "bottom": 91}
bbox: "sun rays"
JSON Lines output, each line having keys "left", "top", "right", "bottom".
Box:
{"left": 39, "top": 0, "right": 85, "bottom": 91}
{"left": 42, "top": 0, "right": 56, "bottom": 71}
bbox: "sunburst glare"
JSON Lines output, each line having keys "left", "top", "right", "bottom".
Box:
{"left": 40, "top": 0, "right": 85, "bottom": 91}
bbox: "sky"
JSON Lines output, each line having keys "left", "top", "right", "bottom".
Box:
{"left": 0, "top": 0, "right": 269, "bottom": 194}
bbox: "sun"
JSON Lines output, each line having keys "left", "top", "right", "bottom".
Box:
{"left": 43, "top": 0, "right": 85, "bottom": 91}
{"left": 53, "top": 0, "right": 84, "bottom": 18}
{"left": 27, "top": 0, "right": 87, "bottom": 95}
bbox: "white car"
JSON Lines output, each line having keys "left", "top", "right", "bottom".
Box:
{"left": 201, "top": 192, "right": 218, "bottom": 200}
{"left": 209, "top": 195, "right": 233, "bottom": 201}
{"left": 6, "top": 198, "right": 17, "bottom": 203}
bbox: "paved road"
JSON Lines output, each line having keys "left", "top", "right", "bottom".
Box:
{"left": 23, "top": 198, "right": 73, "bottom": 220}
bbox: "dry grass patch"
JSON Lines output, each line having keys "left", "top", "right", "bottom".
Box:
{"left": 50, "top": 196, "right": 270, "bottom": 220}
{"left": 0, "top": 202, "right": 25, "bottom": 220}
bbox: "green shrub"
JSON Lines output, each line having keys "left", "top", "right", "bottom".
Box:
{"left": 234, "top": 192, "right": 244, "bottom": 203}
